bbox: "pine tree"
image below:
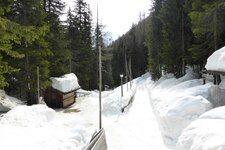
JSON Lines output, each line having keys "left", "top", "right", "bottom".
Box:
{"left": 67, "top": 0, "right": 93, "bottom": 89}
{"left": 5, "top": 0, "right": 51, "bottom": 104}
{"left": 0, "top": 16, "right": 24, "bottom": 88}
{"left": 188, "top": 0, "right": 225, "bottom": 70}
{"left": 145, "top": 0, "right": 163, "bottom": 80}
{"left": 112, "top": 20, "right": 148, "bottom": 86}
{"left": 43, "top": 0, "right": 71, "bottom": 77}
{"left": 156, "top": 0, "right": 193, "bottom": 77}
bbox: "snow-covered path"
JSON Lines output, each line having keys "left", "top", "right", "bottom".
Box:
{"left": 105, "top": 83, "right": 168, "bottom": 150}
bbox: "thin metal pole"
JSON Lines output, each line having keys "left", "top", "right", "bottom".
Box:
{"left": 97, "top": 1, "right": 102, "bottom": 130}
{"left": 37, "top": 66, "right": 40, "bottom": 103}
{"left": 69, "top": 58, "right": 72, "bottom": 73}
{"left": 99, "top": 45, "right": 102, "bottom": 130}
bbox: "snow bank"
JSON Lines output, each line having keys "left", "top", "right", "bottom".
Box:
{"left": 0, "top": 90, "right": 23, "bottom": 112}
{"left": 103, "top": 80, "right": 137, "bottom": 116}
{"left": 177, "top": 106, "right": 225, "bottom": 150}
{"left": 0, "top": 104, "right": 92, "bottom": 150}
{"left": 50, "top": 73, "right": 80, "bottom": 93}
{"left": 0, "top": 105, "right": 55, "bottom": 127}
{"left": 148, "top": 69, "right": 213, "bottom": 147}
{"left": 205, "top": 46, "right": 225, "bottom": 72}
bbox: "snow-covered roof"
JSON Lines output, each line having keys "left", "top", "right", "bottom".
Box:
{"left": 205, "top": 46, "right": 225, "bottom": 72}
{"left": 50, "top": 73, "right": 80, "bottom": 93}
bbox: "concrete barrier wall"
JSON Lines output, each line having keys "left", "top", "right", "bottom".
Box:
{"left": 85, "top": 128, "right": 107, "bottom": 150}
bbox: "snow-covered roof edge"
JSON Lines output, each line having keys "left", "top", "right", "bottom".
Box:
{"left": 205, "top": 46, "right": 225, "bottom": 72}
{"left": 50, "top": 73, "right": 80, "bottom": 93}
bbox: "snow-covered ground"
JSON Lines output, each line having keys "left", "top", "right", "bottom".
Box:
{"left": 0, "top": 104, "right": 93, "bottom": 150}
{"left": 147, "top": 69, "right": 213, "bottom": 148}
{"left": 104, "top": 80, "right": 168, "bottom": 149}
{"left": 2, "top": 68, "right": 225, "bottom": 149}
{"left": 177, "top": 106, "right": 225, "bottom": 150}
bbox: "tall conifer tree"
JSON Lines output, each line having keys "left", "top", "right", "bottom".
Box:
{"left": 67, "top": 0, "right": 93, "bottom": 89}
{"left": 6, "top": 0, "right": 51, "bottom": 104}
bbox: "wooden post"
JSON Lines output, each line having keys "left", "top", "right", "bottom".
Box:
{"left": 181, "top": 5, "right": 185, "bottom": 75}
{"left": 25, "top": 44, "right": 31, "bottom": 105}
{"left": 128, "top": 56, "right": 132, "bottom": 88}
{"left": 214, "top": 10, "right": 218, "bottom": 51}
{"left": 37, "top": 66, "right": 40, "bottom": 103}
{"left": 126, "top": 76, "right": 128, "bottom": 91}
{"left": 120, "top": 74, "right": 124, "bottom": 97}
{"left": 69, "top": 58, "right": 72, "bottom": 73}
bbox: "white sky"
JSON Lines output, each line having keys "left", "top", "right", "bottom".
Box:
{"left": 62, "top": 0, "right": 152, "bottom": 40}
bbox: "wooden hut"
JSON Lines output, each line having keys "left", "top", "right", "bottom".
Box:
{"left": 44, "top": 73, "right": 80, "bottom": 108}
{"left": 44, "top": 87, "right": 79, "bottom": 108}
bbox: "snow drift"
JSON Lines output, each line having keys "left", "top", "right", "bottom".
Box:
{"left": 0, "top": 104, "right": 92, "bottom": 150}
{"left": 50, "top": 73, "right": 80, "bottom": 93}
{"left": 205, "top": 46, "right": 225, "bottom": 72}
{"left": 0, "top": 105, "right": 55, "bottom": 127}
{"left": 148, "top": 69, "right": 213, "bottom": 147}
{"left": 103, "top": 81, "right": 137, "bottom": 116}
{"left": 177, "top": 106, "right": 225, "bottom": 150}
{"left": 0, "top": 90, "right": 23, "bottom": 112}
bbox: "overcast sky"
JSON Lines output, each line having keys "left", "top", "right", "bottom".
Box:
{"left": 62, "top": 0, "right": 152, "bottom": 40}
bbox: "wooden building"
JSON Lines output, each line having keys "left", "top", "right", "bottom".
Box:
{"left": 44, "top": 87, "right": 79, "bottom": 108}
{"left": 43, "top": 73, "right": 80, "bottom": 108}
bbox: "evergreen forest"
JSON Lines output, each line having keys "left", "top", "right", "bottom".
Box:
{"left": 1, "top": 0, "right": 225, "bottom": 103}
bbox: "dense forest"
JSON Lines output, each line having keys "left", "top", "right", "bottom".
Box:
{"left": 1, "top": 0, "right": 225, "bottom": 103}
{"left": 111, "top": 17, "right": 148, "bottom": 86}
{"left": 112, "top": 0, "right": 225, "bottom": 84}
{"left": 0, "top": 0, "right": 113, "bottom": 104}
{"left": 146, "top": 0, "right": 225, "bottom": 80}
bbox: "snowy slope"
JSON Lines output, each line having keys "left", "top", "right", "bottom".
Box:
{"left": 147, "top": 69, "right": 213, "bottom": 147}
{"left": 0, "top": 105, "right": 93, "bottom": 150}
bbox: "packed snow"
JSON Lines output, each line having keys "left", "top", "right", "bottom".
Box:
{"left": 0, "top": 105, "right": 93, "bottom": 150}
{"left": 177, "top": 106, "right": 225, "bottom": 150}
{"left": 205, "top": 46, "right": 225, "bottom": 72}
{"left": 103, "top": 81, "right": 136, "bottom": 116}
{"left": 104, "top": 76, "right": 168, "bottom": 150}
{"left": 50, "top": 73, "right": 80, "bottom": 93}
{"left": 147, "top": 68, "right": 213, "bottom": 148}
